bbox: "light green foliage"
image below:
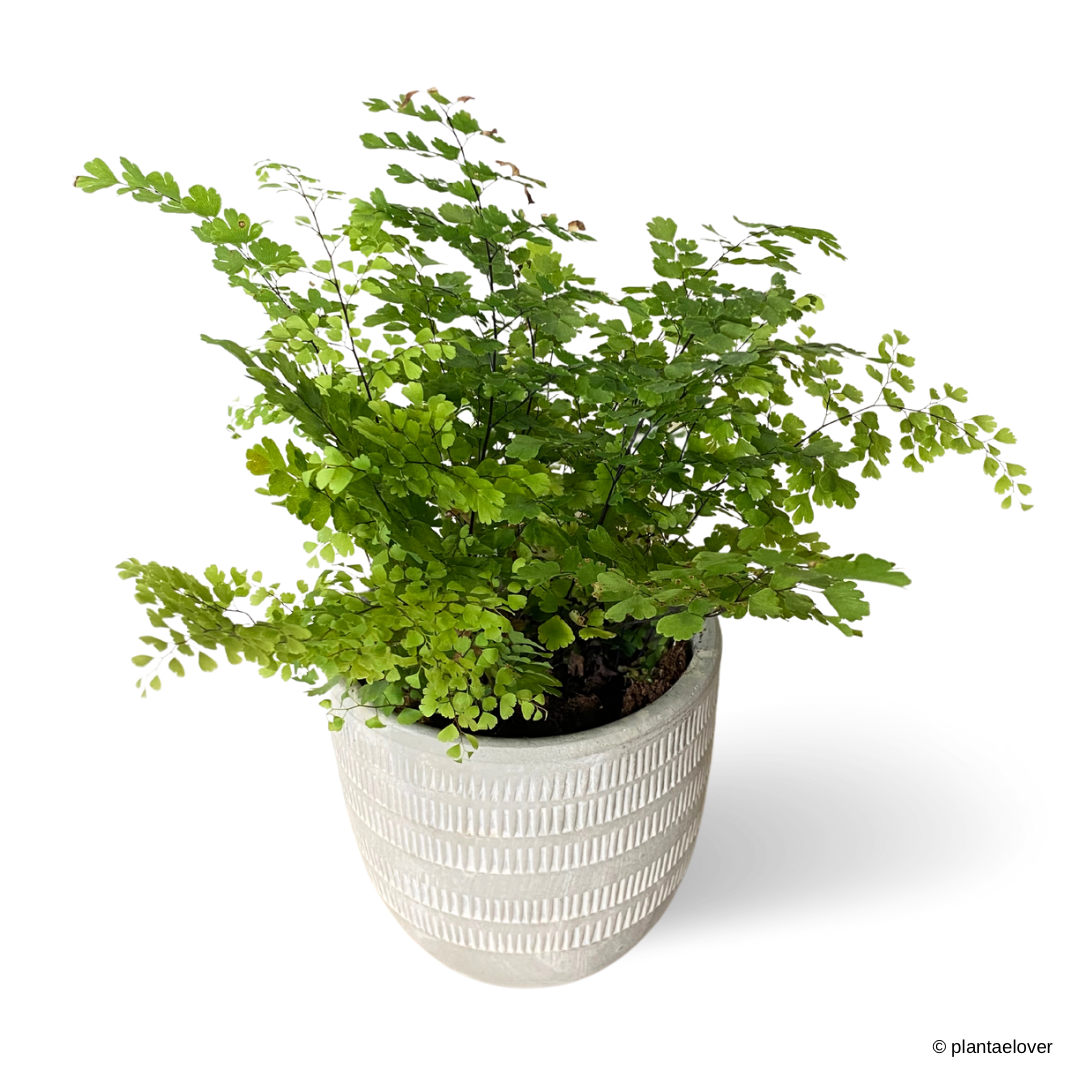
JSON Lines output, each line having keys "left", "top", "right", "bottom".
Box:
{"left": 78, "top": 88, "right": 1029, "bottom": 761}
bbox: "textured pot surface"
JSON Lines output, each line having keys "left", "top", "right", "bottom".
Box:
{"left": 329, "top": 619, "right": 721, "bottom": 987}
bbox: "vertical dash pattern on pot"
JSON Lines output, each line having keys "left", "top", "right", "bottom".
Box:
{"left": 330, "top": 620, "right": 721, "bottom": 987}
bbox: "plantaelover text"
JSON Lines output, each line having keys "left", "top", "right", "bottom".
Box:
{"left": 950, "top": 1039, "right": 1052, "bottom": 1057}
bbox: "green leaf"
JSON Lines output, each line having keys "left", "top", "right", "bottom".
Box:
{"left": 200, "top": 335, "right": 252, "bottom": 364}
{"left": 246, "top": 447, "right": 274, "bottom": 476}
{"left": 606, "top": 594, "right": 657, "bottom": 622}
{"left": 823, "top": 582, "right": 870, "bottom": 620}
{"left": 537, "top": 615, "right": 575, "bottom": 650}
{"left": 595, "top": 572, "right": 636, "bottom": 601}
{"left": 693, "top": 551, "right": 749, "bottom": 575}
{"left": 182, "top": 184, "right": 221, "bottom": 217}
{"left": 198, "top": 652, "right": 218, "bottom": 672}
{"left": 747, "top": 588, "right": 781, "bottom": 618}
{"left": 972, "top": 415, "right": 996, "bottom": 432}
{"left": 168, "top": 658, "right": 186, "bottom": 677}
{"left": 745, "top": 476, "right": 771, "bottom": 501}
{"left": 431, "top": 137, "right": 460, "bottom": 159}
{"left": 448, "top": 109, "right": 480, "bottom": 134}
{"left": 784, "top": 492, "right": 814, "bottom": 524}
{"left": 328, "top": 467, "right": 352, "bottom": 495}
{"left": 131, "top": 654, "right": 153, "bottom": 667}
{"left": 436, "top": 723, "right": 459, "bottom": 743}
{"left": 656, "top": 610, "right": 705, "bottom": 639}
{"left": 820, "top": 554, "right": 910, "bottom": 587}
{"left": 74, "top": 158, "right": 119, "bottom": 193}
{"left": 505, "top": 435, "right": 544, "bottom": 460}
{"left": 647, "top": 217, "right": 677, "bottom": 242}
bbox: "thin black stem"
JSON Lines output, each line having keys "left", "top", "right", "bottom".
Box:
{"left": 596, "top": 417, "right": 646, "bottom": 527}
{"left": 287, "top": 169, "right": 374, "bottom": 401}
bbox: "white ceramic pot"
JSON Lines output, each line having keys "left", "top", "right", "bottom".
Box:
{"left": 329, "top": 618, "right": 722, "bottom": 987}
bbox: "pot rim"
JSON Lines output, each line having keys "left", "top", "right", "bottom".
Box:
{"left": 339, "top": 617, "right": 721, "bottom": 760}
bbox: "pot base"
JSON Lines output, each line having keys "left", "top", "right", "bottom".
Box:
{"left": 391, "top": 888, "right": 685, "bottom": 988}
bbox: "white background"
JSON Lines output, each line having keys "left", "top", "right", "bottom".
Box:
{"left": 2, "top": 1, "right": 1076, "bottom": 1077}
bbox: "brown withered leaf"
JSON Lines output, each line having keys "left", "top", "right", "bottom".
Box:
{"left": 457, "top": 95, "right": 474, "bottom": 102}
{"left": 480, "top": 128, "right": 498, "bottom": 137}
{"left": 427, "top": 86, "right": 439, "bottom": 94}
{"left": 495, "top": 160, "right": 521, "bottom": 176}
{"left": 524, "top": 184, "right": 534, "bottom": 205}
{"left": 400, "top": 90, "right": 419, "bottom": 106}
{"left": 567, "top": 220, "right": 586, "bottom": 233}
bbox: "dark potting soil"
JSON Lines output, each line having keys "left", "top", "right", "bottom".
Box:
{"left": 414, "top": 636, "right": 690, "bottom": 738}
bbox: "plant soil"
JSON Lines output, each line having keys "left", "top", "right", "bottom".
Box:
{"left": 415, "top": 636, "right": 690, "bottom": 738}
